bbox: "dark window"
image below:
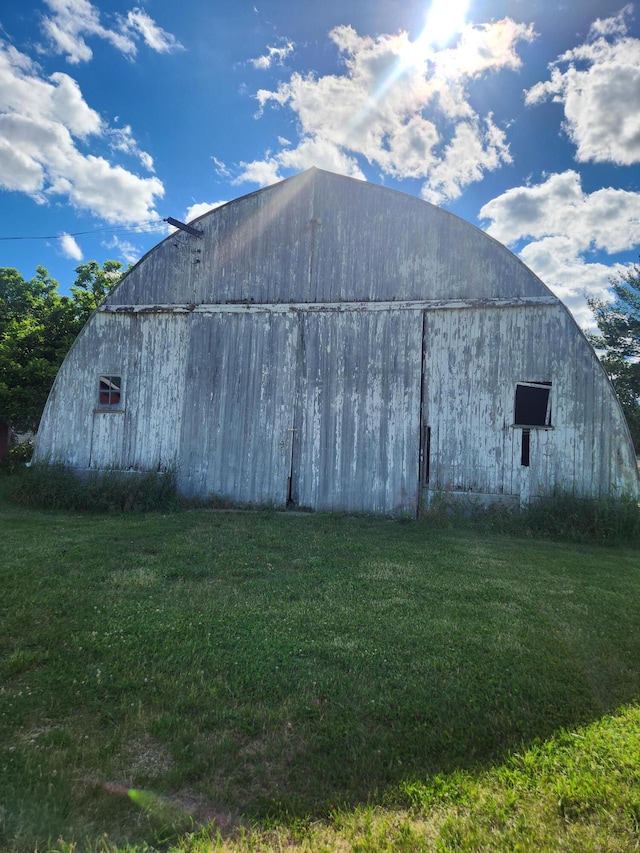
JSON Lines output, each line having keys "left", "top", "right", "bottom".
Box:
{"left": 514, "top": 382, "right": 551, "bottom": 427}
{"left": 99, "top": 375, "right": 121, "bottom": 407}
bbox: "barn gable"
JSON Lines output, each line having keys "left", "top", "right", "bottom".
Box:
{"left": 34, "top": 168, "right": 639, "bottom": 512}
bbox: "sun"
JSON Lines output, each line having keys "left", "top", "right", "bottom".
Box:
{"left": 401, "top": 0, "right": 470, "bottom": 68}
{"left": 423, "top": 0, "right": 470, "bottom": 46}
{"left": 396, "top": 0, "right": 470, "bottom": 73}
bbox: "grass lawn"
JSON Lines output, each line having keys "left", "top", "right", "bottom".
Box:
{"left": 1, "top": 477, "right": 639, "bottom": 851}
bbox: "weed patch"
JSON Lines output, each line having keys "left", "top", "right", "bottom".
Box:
{"left": 10, "top": 463, "right": 179, "bottom": 512}
{"left": 424, "top": 489, "right": 640, "bottom": 545}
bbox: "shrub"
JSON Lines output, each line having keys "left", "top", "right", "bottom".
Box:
{"left": 0, "top": 440, "right": 34, "bottom": 475}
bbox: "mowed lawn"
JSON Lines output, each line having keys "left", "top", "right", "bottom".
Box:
{"left": 1, "top": 484, "right": 640, "bottom": 851}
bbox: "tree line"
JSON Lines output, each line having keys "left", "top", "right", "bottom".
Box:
{"left": 1, "top": 259, "right": 640, "bottom": 459}
{"left": 587, "top": 261, "right": 640, "bottom": 452}
{"left": 0, "top": 261, "right": 124, "bottom": 458}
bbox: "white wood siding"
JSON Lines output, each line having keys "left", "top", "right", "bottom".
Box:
{"left": 34, "top": 169, "right": 639, "bottom": 509}
{"left": 177, "top": 313, "right": 298, "bottom": 503}
{"left": 423, "top": 305, "right": 638, "bottom": 500}
{"left": 293, "top": 311, "right": 423, "bottom": 513}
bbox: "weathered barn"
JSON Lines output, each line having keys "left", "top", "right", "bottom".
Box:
{"left": 34, "top": 168, "right": 639, "bottom": 513}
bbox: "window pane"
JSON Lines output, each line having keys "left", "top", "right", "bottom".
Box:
{"left": 98, "top": 375, "right": 122, "bottom": 407}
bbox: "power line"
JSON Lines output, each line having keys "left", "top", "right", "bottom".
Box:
{"left": 0, "top": 221, "right": 166, "bottom": 242}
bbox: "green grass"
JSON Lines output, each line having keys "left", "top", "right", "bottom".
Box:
{"left": 1, "top": 476, "right": 639, "bottom": 851}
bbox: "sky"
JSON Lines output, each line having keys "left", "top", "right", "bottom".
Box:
{"left": 1, "top": 1, "right": 640, "bottom": 329}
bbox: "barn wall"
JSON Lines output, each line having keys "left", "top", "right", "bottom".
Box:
{"left": 34, "top": 313, "right": 135, "bottom": 469}
{"left": 174, "top": 307, "right": 423, "bottom": 512}
{"left": 119, "top": 315, "right": 190, "bottom": 470}
{"left": 35, "top": 300, "right": 638, "bottom": 509}
{"left": 423, "top": 304, "right": 638, "bottom": 501}
{"left": 34, "top": 312, "right": 190, "bottom": 472}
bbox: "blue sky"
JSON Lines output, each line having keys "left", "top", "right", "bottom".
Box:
{"left": 1, "top": 0, "right": 639, "bottom": 328}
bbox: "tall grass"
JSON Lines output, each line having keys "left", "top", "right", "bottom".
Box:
{"left": 7, "top": 463, "right": 640, "bottom": 545}
{"left": 9, "top": 463, "right": 179, "bottom": 512}
{"left": 426, "top": 489, "right": 640, "bottom": 546}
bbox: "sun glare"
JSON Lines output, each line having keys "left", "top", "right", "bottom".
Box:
{"left": 350, "top": 0, "right": 470, "bottom": 131}
{"left": 424, "top": 0, "right": 470, "bottom": 46}
{"left": 398, "top": 0, "right": 470, "bottom": 71}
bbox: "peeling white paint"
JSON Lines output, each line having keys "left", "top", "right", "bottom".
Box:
{"left": 34, "top": 169, "right": 639, "bottom": 512}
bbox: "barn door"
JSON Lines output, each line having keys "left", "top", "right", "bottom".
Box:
{"left": 178, "top": 312, "right": 299, "bottom": 502}
{"left": 291, "top": 310, "right": 423, "bottom": 514}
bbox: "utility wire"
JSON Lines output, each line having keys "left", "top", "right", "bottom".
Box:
{"left": 0, "top": 220, "right": 166, "bottom": 241}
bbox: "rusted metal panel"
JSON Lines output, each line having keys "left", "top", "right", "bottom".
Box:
{"left": 294, "top": 311, "right": 423, "bottom": 513}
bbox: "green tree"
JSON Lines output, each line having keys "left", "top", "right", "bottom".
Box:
{"left": 0, "top": 261, "right": 124, "bottom": 455}
{"left": 588, "top": 260, "right": 640, "bottom": 453}
{"left": 71, "top": 259, "right": 126, "bottom": 323}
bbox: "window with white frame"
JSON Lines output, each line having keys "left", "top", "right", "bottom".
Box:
{"left": 98, "top": 375, "right": 122, "bottom": 408}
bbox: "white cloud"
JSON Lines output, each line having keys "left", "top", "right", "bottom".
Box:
{"left": 59, "top": 232, "right": 83, "bottom": 260}
{"left": 249, "top": 40, "right": 294, "bottom": 70}
{"left": 589, "top": 3, "right": 633, "bottom": 39}
{"left": 0, "top": 47, "right": 102, "bottom": 137}
{"left": 184, "top": 200, "right": 227, "bottom": 222}
{"left": 239, "top": 19, "right": 535, "bottom": 202}
{"left": 435, "top": 17, "right": 536, "bottom": 80}
{"left": 0, "top": 40, "right": 164, "bottom": 223}
{"left": 479, "top": 170, "right": 640, "bottom": 327}
{"left": 525, "top": 5, "right": 640, "bottom": 165}
{"left": 275, "top": 137, "right": 365, "bottom": 181}
{"left": 212, "top": 156, "right": 231, "bottom": 179}
{"left": 422, "top": 116, "right": 510, "bottom": 203}
{"left": 40, "top": 0, "right": 183, "bottom": 63}
{"left": 108, "top": 125, "right": 155, "bottom": 172}
{"left": 124, "top": 8, "right": 184, "bottom": 54}
{"left": 61, "top": 153, "right": 163, "bottom": 222}
{"left": 235, "top": 157, "right": 283, "bottom": 187}
{"left": 102, "top": 235, "right": 141, "bottom": 265}
{"left": 40, "top": 0, "right": 135, "bottom": 63}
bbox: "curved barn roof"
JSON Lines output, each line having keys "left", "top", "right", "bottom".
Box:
{"left": 108, "top": 167, "right": 553, "bottom": 308}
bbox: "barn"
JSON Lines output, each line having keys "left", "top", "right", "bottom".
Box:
{"left": 33, "top": 168, "right": 639, "bottom": 513}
